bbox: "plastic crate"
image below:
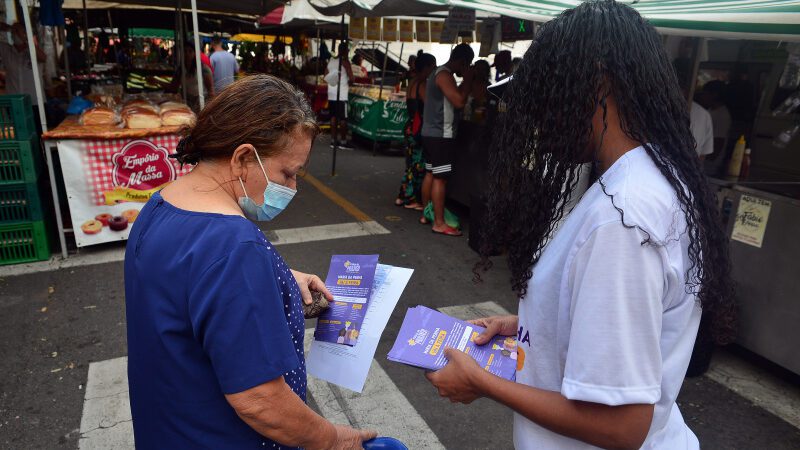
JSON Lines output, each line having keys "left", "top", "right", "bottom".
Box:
{"left": 0, "top": 221, "right": 50, "bottom": 265}
{"left": 0, "top": 94, "right": 36, "bottom": 141}
{"left": 0, "top": 182, "right": 45, "bottom": 224}
{"left": 0, "top": 137, "right": 43, "bottom": 184}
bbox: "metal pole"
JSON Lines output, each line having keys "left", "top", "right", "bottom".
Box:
{"left": 20, "top": 1, "right": 47, "bottom": 132}
{"left": 191, "top": 0, "right": 204, "bottom": 109}
{"left": 373, "top": 41, "right": 389, "bottom": 156}
{"left": 332, "top": 15, "right": 344, "bottom": 177}
{"left": 60, "top": 26, "right": 72, "bottom": 99}
{"left": 177, "top": 3, "right": 187, "bottom": 104}
{"left": 20, "top": 4, "right": 68, "bottom": 259}
{"left": 82, "top": 0, "right": 90, "bottom": 65}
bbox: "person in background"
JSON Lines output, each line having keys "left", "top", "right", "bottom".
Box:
{"left": 464, "top": 59, "right": 490, "bottom": 126}
{"left": 420, "top": 43, "right": 474, "bottom": 236}
{"left": 126, "top": 75, "right": 376, "bottom": 449}
{"left": 210, "top": 36, "right": 238, "bottom": 94}
{"left": 698, "top": 80, "right": 732, "bottom": 162}
{"left": 425, "top": 2, "right": 735, "bottom": 449}
{"left": 395, "top": 53, "right": 436, "bottom": 210}
{"left": 492, "top": 49, "right": 512, "bottom": 82}
{"left": 200, "top": 48, "right": 213, "bottom": 74}
{"left": 351, "top": 53, "right": 368, "bottom": 79}
{"left": 0, "top": 22, "right": 46, "bottom": 130}
{"left": 325, "top": 41, "right": 354, "bottom": 149}
{"left": 690, "top": 100, "right": 714, "bottom": 160}
{"left": 166, "top": 41, "right": 214, "bottom": 112}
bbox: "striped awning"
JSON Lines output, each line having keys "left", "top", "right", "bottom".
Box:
{"left": 420, "top": 0, "right": 800, "bottom": 40}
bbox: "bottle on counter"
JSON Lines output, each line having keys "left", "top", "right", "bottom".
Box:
{"left": 739, "top": 148, "right": 751, "bottom": 181}
{"left": 727, "top": 135, "right": 747, "bottom": 179}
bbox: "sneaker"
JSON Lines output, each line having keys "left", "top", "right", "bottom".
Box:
{"left": 338, "top": 141, "right": 354, "bottom": 150}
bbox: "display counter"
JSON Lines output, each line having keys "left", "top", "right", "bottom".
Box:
{"left": 712, "top": 179, "right": 800, "bottom": 375}
{"left": 43, "top": 116, "right": 191, "bottom": 249}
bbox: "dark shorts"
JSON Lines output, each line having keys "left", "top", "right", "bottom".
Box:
{"left": 329, "top": 100, "right": 348, "bottom": 120}
{"left": 422, "top": 136, "right": 456, "bottom": 178}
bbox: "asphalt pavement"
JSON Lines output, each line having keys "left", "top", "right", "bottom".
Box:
{"left": 1, "top": 137, "right": 799, "bottom": 449}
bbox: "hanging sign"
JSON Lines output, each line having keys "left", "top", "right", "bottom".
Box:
{"left": 415, "top": 20, "right": 431, "bottom": 42}
{"left": 382, "top": 18, "right": 398, "bottom": 41}
{"left": 349, "top": 17, "right": 366, "bottom": 40}
{"left": 501, "top": 16, "right": 535, "bottom": 41}
{"left": 430, "top": 21, "right": 444, "bottom": 43}
{"left": 366, "top": 17, "right": 382, "bottom": 41}
{"left": 399, "top": 19, "right": 414, "bottom": 42}
{"left": 731, "top": 195, "right": 772, "bottom": 248}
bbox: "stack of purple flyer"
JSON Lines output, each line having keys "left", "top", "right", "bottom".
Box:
{"left": 387, "top": 306, "right": 517, "bottom": 380}
{"left": 314, "top": 255, "right": 380, "bottom": 346}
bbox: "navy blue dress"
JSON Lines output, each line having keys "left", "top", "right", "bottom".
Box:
{"left": 125, "top": 192, "right": 307, "bottom": 449}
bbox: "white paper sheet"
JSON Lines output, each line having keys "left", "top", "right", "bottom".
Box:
{"left": 306, "top": 264, "right": 413, "bottom": 393}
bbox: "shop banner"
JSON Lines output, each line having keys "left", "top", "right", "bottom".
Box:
{"left": 59, "top": 135, "right": 191, "bottom": 247}
{"left": 366, "top": 17, "right": 382, "bottom": 41}
{"left": 400, "top": 20, "right": 414, "bottom": 42}
{"left": 348, "top": 95, "right": 408, "bottom": 142}
{"left": 349, "top": 17, "right": 366, "bottom": 40}
{"left": 382, "top": 18, "right": 398, "bottom": 41}
{"left": 415, "top": 20, "right": 430, "bottom": 42}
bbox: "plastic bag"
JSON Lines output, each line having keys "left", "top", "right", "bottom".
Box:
{"left": 423, "top": 202, "right": 461, "bottom": 229}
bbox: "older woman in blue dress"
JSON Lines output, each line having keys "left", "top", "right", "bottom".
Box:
{"left": 125, "top": 75, "right": 376, "bottom": 449}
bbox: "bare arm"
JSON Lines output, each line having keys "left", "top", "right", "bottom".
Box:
{"left": 480, "top": 373, "right": 654, "bottom": 450}
{"left": 436, "top": 70, "right": 470, "bottom": 109}
{"left": 203, "top": 69, "right": 215, "bottom": 97}
{"left": 227, "top": 376, "right": 375, "bottom": 449}
{"left": 427, "top": 348, "right": 653, "bottom": 450}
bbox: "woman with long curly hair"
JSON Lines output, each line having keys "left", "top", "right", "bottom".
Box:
{"left": 425, "top": 2, "right": 736, "bottom": 449}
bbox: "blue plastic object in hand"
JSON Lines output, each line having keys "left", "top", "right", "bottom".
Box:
{"left": 363, "top": 437, "right": 408, "bottom": 450}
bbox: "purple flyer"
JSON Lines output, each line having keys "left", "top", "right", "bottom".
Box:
{"left": 387, "top": 306, "right": 517, "bottom": 380}
{"left": 314, "top": 255, "right": 379, "bottom": 346}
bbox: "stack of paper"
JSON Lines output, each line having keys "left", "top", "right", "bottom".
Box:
{"left": 387, "top": 306, "right": 517, "bottom": 381}
{"left": 307, "top": 264, "right": 414, "bottom": 393}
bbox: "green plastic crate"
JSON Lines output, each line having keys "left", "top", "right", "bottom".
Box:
{"left": 0, "top": 221, "right": 50, "bottom": 265}
{"left": 0, "top": 137, "right": 43, "bottom": 184}
{"left": 0, "top": 94, "right": 36, "bottom": 141}
{"left": 0, "top": 182, "right": 45, "bottom": 224}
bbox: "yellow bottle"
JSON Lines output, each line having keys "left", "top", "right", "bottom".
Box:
{"left": 727, "top": 135, "right": 747, "bottom": 178}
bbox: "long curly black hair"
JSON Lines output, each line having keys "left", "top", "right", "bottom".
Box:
{"left": 477, "top": 0, "right": 736, "bottom": 343}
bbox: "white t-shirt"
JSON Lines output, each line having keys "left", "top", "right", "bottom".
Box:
{"left": 690, "top": 102, "right": 714, "bottom": 157}
{"left": 514, "top": 147, "right": 701, "bottom": 450}
{"left": 326, "top": 57, "right": 350, "bottom": 101}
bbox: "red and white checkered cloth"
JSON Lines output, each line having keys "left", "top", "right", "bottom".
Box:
{"left": 83, "top": 135, "right": 192, "bottom": 206}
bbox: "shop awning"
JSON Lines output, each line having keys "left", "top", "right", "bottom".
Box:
{"left": 129, "top": 27, "right": 175, "bottom": 39}
{"left": 418, "top": 0, "right": 800, "bottom": 40}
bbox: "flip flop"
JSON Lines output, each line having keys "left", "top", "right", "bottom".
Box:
{"left": 394, "top": 198, "right": 405, "bottom": 206}
{"left": 432, "top": 226, "right": 462, "bottom": 237}
{"left": 419, "top": 216, "right": 430, "bottom": 225}
{"left": 403, "top": 202, "right": 423, "bottom": 210}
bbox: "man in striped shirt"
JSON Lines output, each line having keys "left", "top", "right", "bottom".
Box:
{"left": 420, "top": 44, "right": 474, "bottom": 236}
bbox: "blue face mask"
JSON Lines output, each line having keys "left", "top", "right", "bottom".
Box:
{"left": 237, "top": 151, "right": 296, "bottom": 221}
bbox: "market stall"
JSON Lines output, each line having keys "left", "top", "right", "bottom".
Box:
{"left": 42, "top": 97, "right": 195, "bottom": 248}
{"left": 348, "top": 84, "right": 407, "bottom": 141}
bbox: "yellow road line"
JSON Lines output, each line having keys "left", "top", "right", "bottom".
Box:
{"left": 302, "top": 173, "right": 373, "bottom": 222}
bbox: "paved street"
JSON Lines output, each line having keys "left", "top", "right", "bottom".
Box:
{"left": 1, "top": 137, "right": 799, "bottom": 449}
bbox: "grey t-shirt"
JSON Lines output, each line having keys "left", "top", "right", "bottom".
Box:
{"left": 210, "top": 50, "right": 238, "bottom": 94}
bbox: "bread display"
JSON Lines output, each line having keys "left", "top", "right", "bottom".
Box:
{"left": 161, "top": 108, "right": 196, "bottom": 127}
{"left": 123, "top": 108, "right": 162, "bottom": 129}
{"left": 80, "top": 107, "right": 118, "bottom": 126}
